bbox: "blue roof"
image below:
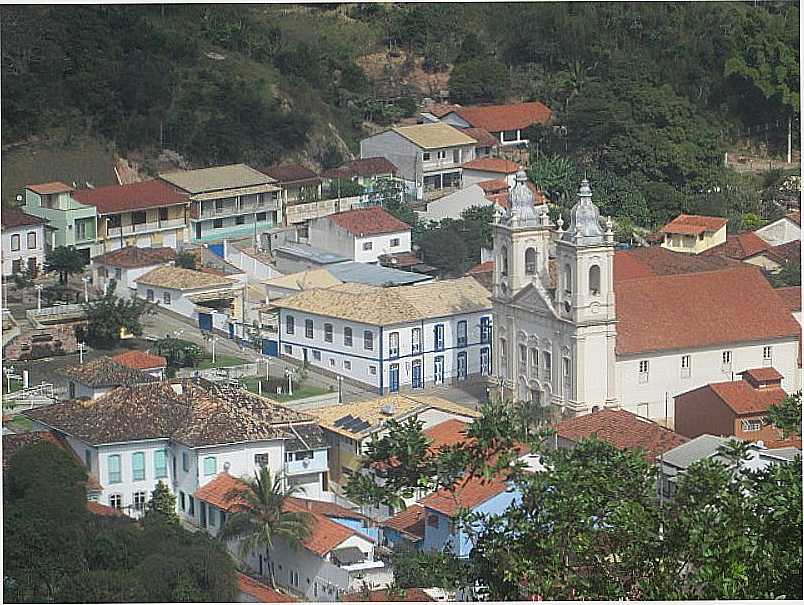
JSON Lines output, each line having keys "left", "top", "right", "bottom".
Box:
{"left": 275, "top": 242, "right": 349, "bottom": 265}
{"left": 327, "top": 262, "right": 431, "bottom": 286}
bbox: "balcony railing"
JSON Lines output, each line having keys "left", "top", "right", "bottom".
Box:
{"left": 195, "top": 200, "right": 279, "bottom": 219}
{"left": 285, "top": 456, "right": 328, "bottom": 476}
{"left": 107, "top": 218, "right": 185, "bottom": 237}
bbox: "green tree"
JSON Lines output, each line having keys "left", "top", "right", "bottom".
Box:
{"left": 147, "top": 480, "right": 179, "bottom": 524}
{"left": 417, "top": 223, "right": 468, "bottom": 277}
{"left": 152, "top": 337, "right": 204, "bottom": 369}
{"left": 768, "top": 258, "right": 802, "bottom": 288}
{"left": 44, "top": 246, "right": 87, "bottom": 285}
{"left": 449, "top": 57, "right": 508, "bottom": 105}
{"left": 766, "top": 391, "right": 802, "bottom": 438}
{"left": 218, "top": 467, "right": 313, "bottom": 587}
{"left": 81, "top": 287, "right": 154, "bottom": 348}
{"left": 391, "top": 549, "right": 471, "bottom": 592}
{"left": 175, "top": 252, "right": 197, "bottom": 270}
{"left": 740, "top": 212, "right": 768, "bottom": 231}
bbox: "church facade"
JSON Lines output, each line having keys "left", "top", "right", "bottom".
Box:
{"left": 492, "top": 170, "right": 800, "bottom": 424}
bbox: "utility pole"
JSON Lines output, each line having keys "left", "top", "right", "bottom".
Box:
{"left": 788, "top": 114, "right": 792, "bottom": 164}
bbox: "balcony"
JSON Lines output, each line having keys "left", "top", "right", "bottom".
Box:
{"left": 194, "top": 200, "right": 280, "bottom": 220}
{"left": 285, "top": 453, "right": 328, "bottom": 476}
{"left": 107, "top": 218, "right": 185, "bottom": 237}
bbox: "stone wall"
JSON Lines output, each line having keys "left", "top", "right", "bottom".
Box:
{"left": 4, "top": 323, "right": 84, "bottom": 360}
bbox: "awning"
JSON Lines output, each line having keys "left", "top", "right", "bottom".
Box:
{"left": 331, "top": 546, "right": 366, "bottom": 566}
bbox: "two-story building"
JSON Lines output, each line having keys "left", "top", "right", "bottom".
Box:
{"left": 23, "top": 181, "right": 98, "bottom": 261}
{"left": 274, "top": 277, "right": 493, "bottom": 393}
{"left": 72, "top": 180, "right": 190, "bottom": 252}
{"left": 24, "top": 379, "right": 330, "bottom": 519}
{"left": 306, "top": 207, "right": 412, "bottom": 264}
{"left": 91, "top": 246, "right": 176, "bottom": 299}
{"left": 261, "top": 164, "right": 323, "bottom": 208}
{"left": 159, "top": 164, "right": 282, "bottom": 243}
{"left": 321, "top": 157, "right": 399, "bottom": 192}
{"left": 659, "top": 214, "right": 728, "bottom": 254}
{"left": 1, "top": 206, "right": 48, "bottom": 276}
{"left": 460, "top": 158, "right": 520, "bottom": 188}
{"left": 360, "top": 123, "right": 477, "bottom": 200}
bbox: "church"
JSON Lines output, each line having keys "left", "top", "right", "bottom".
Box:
{"left": 491, "top": 169, "right": 800, "bottom": 425}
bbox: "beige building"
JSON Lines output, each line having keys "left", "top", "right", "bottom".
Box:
{"left": 659, "top": 214, "right": 728, "bottom": 254}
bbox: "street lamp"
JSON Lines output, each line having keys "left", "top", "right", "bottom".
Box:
{"left": 78, "top": 341, "right": 86, "bottom": 364}
{"left": 35, "top": 284, "right": 43, "bottom": 311}
{"left": 82, "top": 275, "right": 90, "bottom": 302}
{"left": 337, "top": 375, "right": 343, "bottom": 404}
{"left": 285, "top": 368, "right": 295, "bottom": 397}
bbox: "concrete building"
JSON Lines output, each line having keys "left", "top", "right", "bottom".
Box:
{"left": 754, "top": 210, "right": 801, "bottom": 247}
{"left": 306, "top": 207, "right": 412, "bottom": 263}
{"left": 111, "top": 350, "right": 168, "bottom": 380}
{"left": 659, "top": 214, "right": 728, "bottom": 254}
{"left": 91, "top": 246, "right": 176, "bottom": 299}
{"left": 24, "top": 380, "right": 330, "bottom": 519}
{"left": 491, "top": 170, "right": 800, "bottom": 423}
{"left": 159, "top": 164, "right": 282, "bottom": 243}
{"left": 1, "top": 206, "right": 47, "bottom": 276}
{"left": 321, "top": 157, "right": 399, "bottom": 191}
{"left": 360, "top": 123, "right": 477, "bottom": 200}
{"left": 72, "top": 180, "right": 190, "bottom": 252}
{"left": 274, "top": 278, "right": 493, "bottom": 393}
{"left": 63, "top": 356, "right": 157, "bottom": 400}
{"left": 260, "top": 164, "right": 323, "bottom": 208}
{"left": 23, "top": 181, "right": 98, "bottom": 260}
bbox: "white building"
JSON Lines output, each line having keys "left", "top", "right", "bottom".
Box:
{"left": 1, "top": 206, "right": 47, "bottom": 277}
{"left": 63, "top": 356, "right": 158, "bottom": 400}
{"left": 24, "top": 380, "right": 331, "bottom": 519}
{"left": 492, "top": 170, "right": 801, "bottom": 425}
{"left": 754, "top": 210, "right": 801, "bottom": 247}
{"left": 306, "top": 207, "right": 412, "bottom": 263}
{"left": 135, "top": 265, "right": 244, "bottom": 337}
{"left": 417, "top": 184, "right": 501, "bottom": 223}
{"left": 360, "top": 123, "right": 477, "bottom": 200}
{"left": 461, "top": 157, "right": 520, "bottom": 188}
{"left": 91, "top": 246, "right": 176, "bottom": 299}
{"left": 274, "top": 278, "right": 493, "bottom": 393}
{"left": 197, "top": 474, "right": 389, "bottom": 601}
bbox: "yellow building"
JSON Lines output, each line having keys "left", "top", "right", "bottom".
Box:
{"left": 73, "top": 180, "right": 190, "bottom": 253}
{"left": 659, "top": 214, "right": 728, "bottom": 254}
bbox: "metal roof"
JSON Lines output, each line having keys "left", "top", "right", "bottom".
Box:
{"left": 327, "top": 262, "right": 431, "bottom": 286}
{"left": 274, "top": 243, "right": 349, "bottom": 265}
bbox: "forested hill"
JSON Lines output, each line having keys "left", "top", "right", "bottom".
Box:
{"left": 1, "top": 2, "right": 799, "bottom": 227}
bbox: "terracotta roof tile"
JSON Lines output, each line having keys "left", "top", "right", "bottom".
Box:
{"left": 1, "top": 206, "right": 47, "bottom": 229}
{"left": 461, "top": 128, "right": 498, "bottom": 148}
{"left": 476, "top": 178, "right": 510, "bottom": 194}
{"left": 135, "top": 265, "right": 236, "bottom": 290}
{"left": 322, "top": 157, "right": 398, "bottom": 179}
{"left": 63, "top": 357, "right": 157, "bottom": 388}
{"left": 452, "top": 102, "right": 552, "bottom": 132}
{"left": 86, "top": 501, "right": 128, "bottom": 517}
{"left": 26, "top": 380, "right": 320, "bottom": 447}
{"left": 787, "top": 210, "right": 801, "bottom": 226}
{"left": 72, "top": 180, "right": 188, "bottom": 214}
{"left": 27, "top": 181, "right": 73, "bottom": 195}
{"left": 350, "top": 588, "right": 434, "bottom": 602}
{"left": 328, "top": 206, "right": 411, "bottom": 236}
{"left": 426, "top": 103, "right": 462, "bottom": 118}
{"left": 775, "top": 286, "right": 801, "bottom": 312}
{"left": 467, "top": 260, "right": 494, "bottom": 275}
{"left": 615, "top": 266, "right": 801, "bottom": 355}
{"left": 659, "top": 214, "right": 728, "bottom": 235}
{"left": 614, "top": 246, "right": 744, "bottom": 281}
{"left": 419, "top": 474, "right": 510, "bottom": 517}
{"left": 769, "top": 239, "right": 801, "bottom": 264}
{"left": 703, "top": 232, "right": 774, "bottom": 261}
{"left": 740, "top": 367, "right": 784, "bottom": 384}
{"left": 764, "top": 436, "right": 803, "bottom": 449}
{"left": 93, "top": 246, "right": 176, "bottom": 269}
{"left": 237, "top": 573, "right": 297, "bottom": 602}
{"left": 424, "top": 418, "right": 469, "bottom": 450}
{"left": 382, "top": 504, "right": 425, "bottom": 540}
{"left": 556, "top": 409, "right": 688, "bottom": 462}
{"left": 111, "top": 350, "right": 167, "bottom": 370}
{"left": 681, "top": 378, "right": 787, "bottom": 415}
{"left": 260, "top": 164, "right": 320, "bottom": 184}
{"left": 463, "top": 158, "right": 520, "bottom": 173}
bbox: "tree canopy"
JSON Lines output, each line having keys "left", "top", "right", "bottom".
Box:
{"left": 44, "top": 246, "right": 87, "bottom": 285}
{"left": 81, "top": 287, "right": 154, "bottom": 348}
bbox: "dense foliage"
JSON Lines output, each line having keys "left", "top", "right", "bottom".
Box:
{"left": 3, "top": 441, "right": 237, "bottom": 603}
{"left": 415, "top": 205, "right": 495, "bottom": 276}
{"left": 348, "top": 402, "right": 802, "bottom": 601}
{"left": 44, "top": 246, "right": 87, "bottom": 285}
{"left": 80, "top": 286, "right": 154, "bottom": 348}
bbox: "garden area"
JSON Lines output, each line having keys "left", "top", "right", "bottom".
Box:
{"left": 239, "top": 376, "right": 331, "bottom": 402}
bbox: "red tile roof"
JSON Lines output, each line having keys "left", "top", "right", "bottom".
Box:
{"left": 237, "top": 573, "right": 297, "bottom": 602}
{"left": 322, "top": 157, "right": 398, "bottom": 179}
{"left": 685, "top": 378, "right": 787, "bottom": 415}
{"left": 195, "top": 475, "right": 361, "bottom": 556}
{"left": 703, "top": 232, "right": 774, "bottom": 261}
{"left": 764, "top": 436, "right": 803, "bottom": 449}
{"left": 769, "top": 239, "right": 801, "bottom": 264}
{"left": 476, "top": 178, "right": 510, "bottom": 194}
{"left": 419, "top": 474, "right": 510, "bottom": 518}
{"left": 328, "top": 206, "right": 411, "bottom": 236}
{"left": 775, "top": 286, "right": 801, "bottom": 312}
{"left": 72, "top": 180, "right": 188, "bottom": 214}
{"left": 740, "top": 367, "right": 784, "bottom": 384}
{"left": 463, "top": 158, "right": 520, "bottom": 173}
{"left": 452, "top": 102, "right": 552, "bottom": 132}
{"left": 467, "top": 260, "right": 494, "bottom": 275}
{"left": 424, "top": 418, "right": 470, "bottom": 450}
{"left": 1, "top": 206, "right": 47, "bottom": 229}
{"left": 260, "top": 164, "right": 320, "bottom": 184}
{"left": 27, "top": 181, "right": 74, "bottom": 195}
{"left": 86, "top": 501, "right": 128, "bottom": 517}
{"left": 614, "top": 246, "right": 744, "bottom": 282}
{"left": 461, "top": 128, "right": 499, "bottom": 148}
{"left": 556, "top": 409, "right": 688, "bottom": 462}
{"left": 382, "top": 504, "right": 425, "bottom": 541}
{"left": 93, "top": 246, "right": 176, "bottom": 268}
{"left": 350, "top": 588, "right": 435, "bottom": 602}
{"left": 615, "top": 266, "right": 801, "bottom": 355}
{"left": 426, "top": 103, "right": 462, "bottom": 118}
{"left": 112, "top": 350, "right": 167, "bottom": 370}
{"left": 660, "top": 214, "right": 728, "bottom": 235}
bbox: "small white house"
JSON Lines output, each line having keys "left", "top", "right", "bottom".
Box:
{"left": 754, "top": 211, "right": 801, "bottom": 247}
{"left": 306, "top": 207, "right": 412, "bottom": 263}
{"left": 63, "top": 356, "right": 157, "bottom": 400}
{"left": 24, "top": 380, "right": 331, "bottom": 519}
{"left": 274, "top": 277, "right": 493, "bottom": 393}
{"left": 417, "top": 185, "right": 500, "bottom": 223}
{"left": 92, "top": 246, "right": 177, "bottom": 299}
{"left": 135, "top": 265, "right": 243, "bottom": 337}
{"left": 1, "top": 206, "right": 48, "bottom": 277}
{"left": 198, "top": 474, "right": 389, "bottom": 601}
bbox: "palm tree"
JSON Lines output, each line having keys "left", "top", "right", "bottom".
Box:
{"left": 218, "top": 467, "right": 313, "bottom": 587}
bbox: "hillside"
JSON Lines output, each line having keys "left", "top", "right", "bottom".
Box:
{"left": 1, "top": 2, "right": 799, "bottom": 227}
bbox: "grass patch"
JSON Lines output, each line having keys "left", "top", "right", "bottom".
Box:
{"left": 5, "top": 415, "right": 33, "bottom": 432}
{"left": 241, "top": 377, "right": 330, "bottom": 402}
{"left": 196, "top": 355, "right": 248, "bottom": 370}
{"left": 2, "top": 378, "right": 24, "bottom": 395}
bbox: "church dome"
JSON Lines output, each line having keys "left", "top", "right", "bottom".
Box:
{"left": 562, "top": 179, "right": 605, "bottom": 245}
{"left": 506, "top": 167, "right": 545, "bottom": 226}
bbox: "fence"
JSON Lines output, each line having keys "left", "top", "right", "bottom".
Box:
{"left": 2, "top": 383, "right": 56, "bottom": 412}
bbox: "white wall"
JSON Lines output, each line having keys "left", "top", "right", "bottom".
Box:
{"left": 2, "top": 224, "right": 46, "bottom": 276}
{"left": 226, "top": 247, "right": 280, "bottom": 282}
{"left": 616, "top": 338, "right": 800, "bottom": 422}
{"left": 95, "top": 263, "right": 163, "bottom": 300}
{"left": 97, "top": 439, "right": 173, "bottom": 516}
{"left": 353, "top": 231, "right": 411, "bottom": 263}
{"left": 462, "top": 169, "right": 516, "bottom": 188}
{"left": 418, "top": 186, "right": 494, "bottom": 222}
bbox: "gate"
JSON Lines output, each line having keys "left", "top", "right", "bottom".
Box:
{"left": 198, "top": 313, "right": 213, "bottom": 332}
{"left": 208, "top": 243, "right": 225, "bottom": 258}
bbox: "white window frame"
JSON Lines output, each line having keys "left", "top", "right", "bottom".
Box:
{"left": 344, "top": 326, "right": 353, "bottom": 347}
{"left": 27, "top": 231, "right": 37, "bottom": 249}
{"left": 362, "top": 241, "right": 373, "bottom": 251}
{"left": 390, "top": 238, "right": 400, "bottom": 247}
{"left": 324, "top": 323, "right": 333, "bottom": 343}
{"left": 389, "top": 331, "right": 400, "bottom": 358}
{"left": 638, "top": 360, "right": 649, "bottom": 384}
{"left": 364, "top": 330, "right": 374, "bottom": 351}
{"left": 10, "top": 234, "right": 20, "bottom": 251}
{"left": 741, "top": 418, "right": 764, "bottom": 432}
{"left": 411, "top": 327, "right": 421, "bottom": 354}
{"left": 681, "top": 354, "right": 691, "bottom": 378}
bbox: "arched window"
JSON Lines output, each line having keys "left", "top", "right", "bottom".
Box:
{"left": 525, "top": 247, "right": 537, "bottom": 275}
{"left": 589, "top": 264, "right": 601, "bottom": 295}
{"left": 500, "top": 246, "right": 509, "bottom": 276}
{"left": 563, "top": 264, "right": 572, "bottom": 294}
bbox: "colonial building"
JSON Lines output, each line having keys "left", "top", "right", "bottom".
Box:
{"left": 659, "top": 214, "right": 728, "bottom": 254}
{"left": 1, "top": 206, "right": 47, "bottom": 276}
{"left": 491, "top": 170, "right": 801, "bottom": 423}
{"left": 91, "top": 246, "right": 176, "bottom": 299}
{"left": 274, "top": 278, "right": 493, "bottom": 393}
{"left": 435, "top": 101, "right": 553, "bottom": 147}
